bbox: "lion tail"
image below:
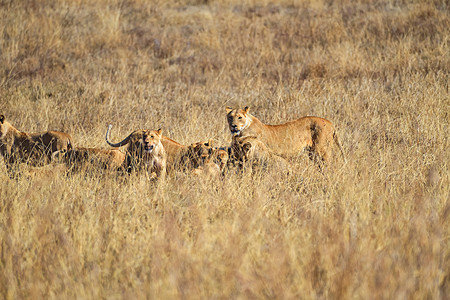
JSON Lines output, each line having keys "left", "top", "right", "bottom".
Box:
{"left": 333, "top": 131, "right": 347, "bottom": 163}
{"left": 105, "top": 124, "right": 132, "bottom": 148}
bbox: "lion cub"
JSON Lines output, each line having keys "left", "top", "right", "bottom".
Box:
{"left": 181, "top": 140, "right": 229, "bottom": 175}
{"left": 142, "top": 129, "right": 166, "bottom": 181}
{"left": 180, "top": 140, "right": 214, "bottom": 170}
{"left": 231, "top": 135, "right": 291, "bottom": 174}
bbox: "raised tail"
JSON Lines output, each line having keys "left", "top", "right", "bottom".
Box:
{"left": 333, "top": 131, "right": 347, "bottom": 163}
{"left": 105, "top": 124, "right": 132, "bottom": 147}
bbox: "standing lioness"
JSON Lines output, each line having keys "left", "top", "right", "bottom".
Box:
{"left": 141, "top": 129, "right": 167, "bottom": 180}
{"left": 226, "top": 106, "right": 345, "bottom": 163}
{"left": 105, "top": 125, "right": 166, "bottom": 179}
{"left": 106, "top": 125, "right": 184, "bottom": 174}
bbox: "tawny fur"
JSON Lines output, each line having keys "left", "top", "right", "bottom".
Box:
{"left": 211, "top": 148, "right": 229, "bottom": 173}
{"left": 105, "top": 126, "right": 166, "bottom": 179}
{"left": 226, "top": 106, "right": 346, "bottom": 163}
{"left": 142, "top": 129, "right": 166, "bottom": 181}
{"left": 196, "top": 148, "right": 228, "bottom": 178}
{"left": 106, "top": 125, "right": 226, "bottom": 174}
{"left": 52, "top": 147, "right": 126, "bottom": 172}
{"left": 180, "top": 139, "right": 213, "bottom": 170}
{"left": 180, "top": 140, "right": 229, "bottom": 174}
{"left": 106, "top": 125, "right": 182, "bottom": 174}
{"left": 0, "top": 114, "right": 73, "bottom": 169}
{"left": 192, "top": 161, "right": 221, "bottom": 179}
{"left": 231, "top": 135, "right": 291, "bottom": 174}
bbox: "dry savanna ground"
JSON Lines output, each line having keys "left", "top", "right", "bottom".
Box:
{"left": 0, "top": 0, "right": 449, "bottom": 298}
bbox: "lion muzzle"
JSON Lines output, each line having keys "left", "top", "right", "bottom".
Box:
{"left": 144, "top": 144, "right": 154, "bottom": 153}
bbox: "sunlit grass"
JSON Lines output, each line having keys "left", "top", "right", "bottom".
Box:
{"left": 0, "top": 0, "right": 448, "bottom": 298}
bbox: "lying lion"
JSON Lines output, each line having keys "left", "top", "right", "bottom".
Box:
{"left": 193, "top": 149, "right": 229, "bottom": 179}
{"left": 52, "top": 147, "right": 126, "bottom": 173}
{"left": 0, "top": 114, "right": 73, "bottom": 171}
{"left": 226, "top": 106, "right": 346, "bottom": 164}
{"left": 179, "top": 140, "right": 229, "bottom": 176}
{"left": 179, "top": 140, "right": 213, "bottom": 170}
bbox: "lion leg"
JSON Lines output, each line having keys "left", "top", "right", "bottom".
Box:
{"left": 158, "top": 167, "right": 166, "bottom": 181}
{"left": 4, "top": 154, "right": 21, "bottom": 178}
{"left": 38, "top": 133, "right": 55, "bottom": 161}
{"left": 309, "top": 123, "right": 333, "bottom": 166}
{"left": 148, "top": 167, "right": 165, "bottom": 181}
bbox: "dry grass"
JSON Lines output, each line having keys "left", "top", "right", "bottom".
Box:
{"left": 0, "top": 0, "right": 449, "bottom": 298}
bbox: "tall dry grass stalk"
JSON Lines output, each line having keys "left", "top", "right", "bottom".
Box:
{"left": 0, "top": 0, "right": 449, "bottom": 298}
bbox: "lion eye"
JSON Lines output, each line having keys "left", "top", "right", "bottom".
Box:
{"left": 150, "top": 135, "right": 154, "bottom": 138}
{"left": 238, "top": 116, "right": 242, "bottom": 120}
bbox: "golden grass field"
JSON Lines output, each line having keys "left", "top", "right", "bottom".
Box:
{"left": 0, "top": 0, "right": 449, "bottom": 298}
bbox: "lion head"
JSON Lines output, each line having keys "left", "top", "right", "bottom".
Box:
{"left": 143, "top": 129, "right": 162, "bottom": 154}
{"left": 0, "top": 115, "right": 10, "bottom": 140}
{"left": 211, "top": 148, "right": 229, "bottom": 172}
{"left": 230, "top": 135, "right": 258, "bottom": 163}
{"left": 182, "top": 139, "right": 214, "bottom": 169}
{"left": 225, "top": 106, "right": 251, "bottom": 135}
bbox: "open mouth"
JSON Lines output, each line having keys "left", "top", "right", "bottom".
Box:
{"left": 144, "top": 144, "right": 154, "bottom": 152}
{"left": 230, "top": 128, "right": 240, "bottom": 134}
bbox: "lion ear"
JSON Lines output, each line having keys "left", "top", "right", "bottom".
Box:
{"left": 0, "top": 115, "right": 4, "bottom": 124}
{"left": 225, "top": 107, "right": 233, "bottom": 114}
{"left": 156, "top": 128, "right": 162, "bottom": 136}
{"left": 243, "top": 106, "right": 250, "bottom": 114}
